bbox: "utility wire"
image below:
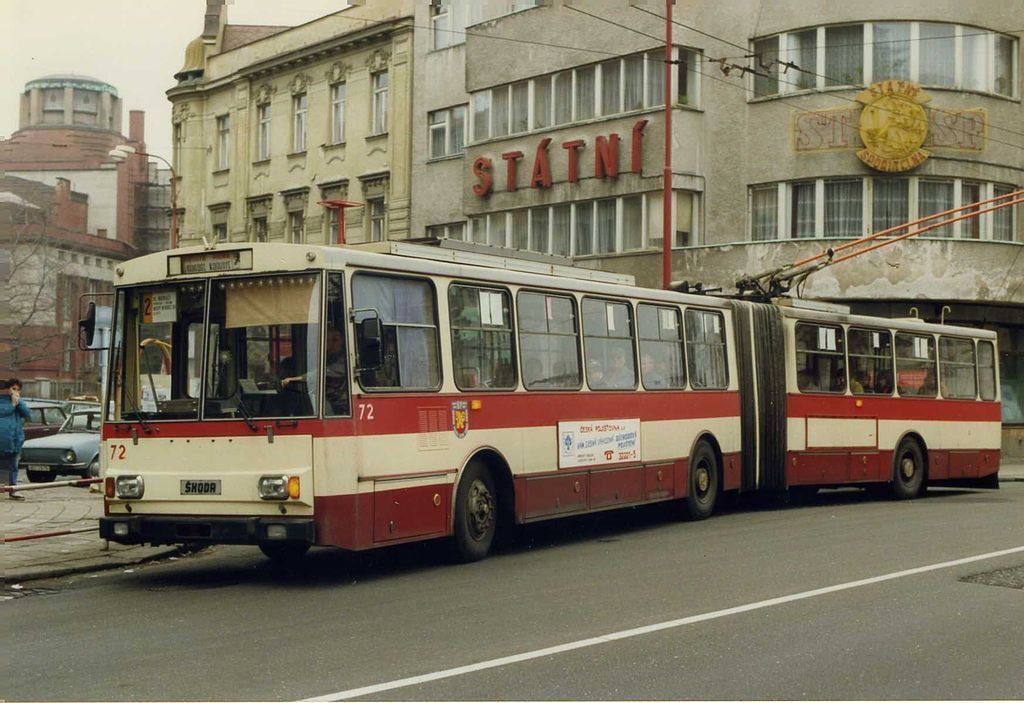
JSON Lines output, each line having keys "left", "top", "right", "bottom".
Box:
{"left": 630, "top": 5, "right": 1024, "bottom": 143}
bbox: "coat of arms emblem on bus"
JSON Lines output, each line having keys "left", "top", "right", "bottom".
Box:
{"left": 451, "top": 400, "right": 469, "bottom": 438}
{"left": 856, "top": 80, "right": 932, "bottom": 173}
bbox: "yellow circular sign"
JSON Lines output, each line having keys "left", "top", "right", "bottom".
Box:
{"left": 856, "top": 81, "right": 931, "bottom": 172}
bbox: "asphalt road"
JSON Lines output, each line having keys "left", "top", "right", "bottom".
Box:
{"left": 3, "top": 484, "right": 1023, "bottom": 702}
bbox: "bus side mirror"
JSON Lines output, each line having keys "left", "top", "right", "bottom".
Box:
{"left": 356, "top": 317, "right": 383, "bottom": 369}
{"left": 79, "top": 301, "right": 97, "bottom": 350}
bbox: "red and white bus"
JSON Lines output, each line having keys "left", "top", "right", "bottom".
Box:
{"left": 90, "top": 242, "right": 1001, "bottom": 562}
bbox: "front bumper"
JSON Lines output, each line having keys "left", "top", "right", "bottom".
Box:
{"left": 99, "top": 515, "right": 316, "bottom": 547}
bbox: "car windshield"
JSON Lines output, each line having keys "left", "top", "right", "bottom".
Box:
{"left": 61, "top": 411, "right": 101, "bottom": 433}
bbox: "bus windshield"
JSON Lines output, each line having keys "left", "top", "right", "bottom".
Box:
{"left": 204, "top": 273, "right": 322, "bottom": 419}
{"left": 108, "top": 282, "right": 206, "bottom": 421}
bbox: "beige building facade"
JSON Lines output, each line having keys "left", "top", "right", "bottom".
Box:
{"left": 169, "top": 1, "right": 415, "bottom": 247}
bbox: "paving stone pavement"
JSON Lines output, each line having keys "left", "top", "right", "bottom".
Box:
{"left": 3, "top": 464, "right": 1023, "bottom": 585}
{"left": 2, "top": 481, "right": 177, "bottom": 584}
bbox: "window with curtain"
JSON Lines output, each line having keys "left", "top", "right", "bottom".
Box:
{"left": 511, "top": 81, "right": 529, "bottom": 134}
{"left": 331, "top": 83, "right": 346, "bottom": 144}
{"left": 825, "top": 180, "right": 863, "bottom": 237}
{"left": 918, "top": 23, "right": 955, "bottom": 86}
{"left": 488, "top": 212, "right": 507, "bottom": 247}
{"left": 790, "top": 30, "right": 817, "bottom": 90}
{"left": 873, "top": 23, "right": 910, "bottom": 81}
{"left": 872, "top": 179, "right": 909, "bottom": 234}
{"left": 531, "top": 207, "right": 550, "bottom": 253}
{"left": 472, "top": 91, "right": 490, "bottom": 141}
{"left": 825, "top": 25, "right": 864, "bottom": 86}
{"left": 552, "top": 204, "right": 571, "bottom": 256}
{"left": 995, "top": 35, "right": 1015, "bottom": 96}
{"left": 962, "top": 31, "right": 989, "bottom": 92}
{"left": 790, "top": 182, "right": 815, "bottom": 238}
{"left": 919, "top": 180, "right": 954, "bottom": 237}
{"left": 575, "top": 65, "right": 596, "bottom": 120}
{"left": 492, "top": 86, "right": 509, "bottom": 137}
{"left": 751, "top": 185, "right": 778, "bottom": 241}
{"left": 646, "top": 51, "right": 665, "bottom": 106}
{"left": 993, "top": 184, "right": 1015, "bottom": 241}
{"left": 624, "top": 54, "right": 644, "bottom": 110}
{"left": 575, "top": 201, "right": 594, "bottom": 255}
{"left": 352, "top": 274, "right": 440, "bottom": 390}
{"left": 596, "top": 199, "right": 616, "bottom": 253}
{"left": 534, "top": 75, "right": 551, "bottom": 129}
{"left": 753, "top": 36, "right": 779, "bottom": 97}
{"left": 601, "top": 59, "right": 621, "bottom": 115}
{"left": 511, "top": 209, "right": 529, "bottom": 250}
{"left": 961, "top": 182, "right": 981, "bottom": 239}
{"left": 553, "top": 71, "right": 572, "bottom": 125}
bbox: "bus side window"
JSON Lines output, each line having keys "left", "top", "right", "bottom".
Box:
{"left": 978, "top": 341, "right": 997, "bottom": 401}
{"left": 847, "top": 328, "right": 893, "bottom": 395}
{"left": 895, "top": 333, "right": 937, "bottom": 397}
{"left": 685, "top": 309, "right": 728, "bottom": 390}
{"left": 637, "top": 304, "right": 685, "bottom": 390}
{"left": 794, "top": 322, "right": 845, "bottom": 393}
{"left": 939, "top": 336, "right": 977, "bottom": 399}
{"left": 517, "top": 291, "right": 581, "bottom": 390}
{"left": 449, "top": 284, "right": 516, "bottom": 391}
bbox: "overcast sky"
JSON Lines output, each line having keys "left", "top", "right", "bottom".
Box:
{"left": 0, "top": 0, "right": 349, "bottom": 162}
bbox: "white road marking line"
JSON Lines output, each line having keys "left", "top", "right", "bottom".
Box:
{"left": 302, "top": 545, "right": 1024, "bottom": 702}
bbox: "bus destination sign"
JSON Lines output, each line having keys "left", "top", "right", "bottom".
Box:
{"left": 168, "top": 249, "right": 253, "bottom": 276}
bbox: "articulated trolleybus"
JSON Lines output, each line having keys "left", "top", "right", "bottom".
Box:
{"left": 89, "top": 242, "right": 1001, "bottom": 562}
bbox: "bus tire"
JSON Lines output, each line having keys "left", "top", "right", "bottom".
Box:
{"left": 259, "top": 541, "right": 310, "bottom": 562}
{"left": 451, "top": 460, "right": 496, "bottom": 562}
{"left": 890, "top": 438, "right": 925, "bottom": 500}
{"left": 684, "top": 440, "right": 719, "bottom": 520}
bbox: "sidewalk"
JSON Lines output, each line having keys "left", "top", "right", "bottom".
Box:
{"left": 3, "top": 464, "right": 1024, "bottom": 585}
{"left": 2, "top": 482, "right": 178, "bottom": 584}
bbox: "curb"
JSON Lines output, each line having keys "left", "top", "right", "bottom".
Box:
{"left": 6, "top": 545, "right": 183, "bottom": 584}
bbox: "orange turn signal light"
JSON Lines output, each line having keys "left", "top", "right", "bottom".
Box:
{"left": 104, "top": 477, "right": 115, "bottom": 498}
{"left": 288, "top": 476, "right": 300, "bottom": 499}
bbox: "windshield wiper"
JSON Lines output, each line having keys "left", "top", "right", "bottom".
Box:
{"left": 235, "top": 397, "right": 259, "bottom": 432}
{"left": 121, "top": 390, "right": 153, "bottom": 434}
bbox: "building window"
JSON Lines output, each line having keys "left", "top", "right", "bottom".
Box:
{"left": 331, "top": 83, "right": 346, "bottom": 144}
{"left": 993, "top": 184, "right": 1016, "bottom": 242}
{"left": 431, "top": 0, "right": 455, "bottom": 50}
{"left": 371, "top": 71, "right": 389, "bottom": 135}
{"left": 289, "top": 211, "right": 305, "bottom": 243}
{"left": 428, "top": 105, "right": 467, "bottom": 159}
{"left": 919, "top": 180, "right": 955, "bottom": 237}
{"left": 962, "top": 182, "right": 982, "bottom": 239}
{"left": 790, "top": 181, "right": 816, "bottom": 239}
{"left": 751, "top": 185, "right": 778, "bottom": 241}
{"left": 368, "top": 198, "right": 386, "bottom": 241}
{"left": 753, "top": 22, "right": 1018, "bottom": 98}
{"left": 252, "top": 216, "right": 268, "bottom": 243}
{"left": 427, "top": 222, "right": 467, "bottom": 241}
{"left": 468, "top": 49, "right": 695, "bottom": 142}
{"left": 213, "top": 223, "right": 227, "bottom": 242}
{"left": 216, "top": 114, "right": 230, "bottom": 170}
{"left": 872, "top": 179, "right": 909, "bottom": 235}
{"left": 824, "top": 179, "right": 863, "bottom": 237}
{"left": 292, "top": 94, "right": 307, "bottom": 153}
{"left": 325, "top": 207, "right": 339, "bottom": 242}
{"left": 257, "top": 104, "right": 271, "bottom": 161}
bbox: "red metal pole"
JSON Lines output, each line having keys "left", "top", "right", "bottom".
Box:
{"left": 662, "top": 0, "right": 673, "bottom": 290}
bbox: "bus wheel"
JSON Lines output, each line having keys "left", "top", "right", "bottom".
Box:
{"left": 891, "top": 439, "right": 925, "bottom": 500}
{"left": 259, "top": 541, "right": 310, "bottom": 562}
{"left": 684, "top": 441, "right": 719, "bottom": 520}
{"left": 452, "top": 461, "right": 496, "bottom": 562}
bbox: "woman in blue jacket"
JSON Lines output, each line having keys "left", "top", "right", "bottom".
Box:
{"left": 1, "top": 378, "right": 31, "bottom": 500}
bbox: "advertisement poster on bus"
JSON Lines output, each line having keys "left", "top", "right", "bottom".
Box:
{"left": 558, "top": 419, "right": 641, "bottom": 468}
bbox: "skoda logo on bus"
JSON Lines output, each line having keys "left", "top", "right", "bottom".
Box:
{"left": 451, "top": 400, "right": 469, "bottom": 438}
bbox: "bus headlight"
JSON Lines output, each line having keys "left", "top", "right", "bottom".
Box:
{"left": 258, "top": 475, "right": 289, "bottom": 500}
{"left": 115, "top": 475, "right": 145, "bottom": 499}
{"left": 63, "top": 450, "right": 76, "bottom": 463}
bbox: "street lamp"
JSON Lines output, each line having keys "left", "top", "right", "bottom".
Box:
{"left": 108, "top": 145, "right": 178, "bottom": 249}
